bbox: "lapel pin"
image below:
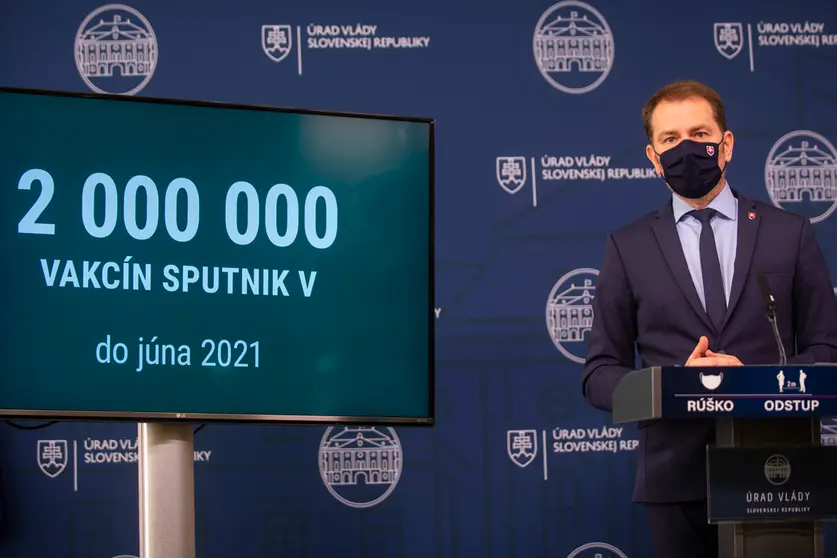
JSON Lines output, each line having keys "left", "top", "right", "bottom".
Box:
{"left": 748, "top": 211, "right": 756, "bottom": 220}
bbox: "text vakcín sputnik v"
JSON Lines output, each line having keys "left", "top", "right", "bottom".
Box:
{"left": 19, "top": 169, "right": 338, "bottom": 296}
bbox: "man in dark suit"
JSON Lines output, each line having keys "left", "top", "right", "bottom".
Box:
{"left": 581, "top": 80, "right": 837, "bottom": 558}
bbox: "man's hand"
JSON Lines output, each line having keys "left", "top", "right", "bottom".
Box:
{"left": 685, "top": 336, "right": 744, "bottom": 366}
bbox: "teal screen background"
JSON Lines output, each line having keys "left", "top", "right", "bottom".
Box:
{"left": 0, "top": 89, "right": 433, "bottom": 422}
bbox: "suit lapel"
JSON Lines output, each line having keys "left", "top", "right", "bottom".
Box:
{"left": 651, "top": 202, "right": 716, "bottom": 334}
{"left": 721, "top": 193, "right": 760, "bottom": 330}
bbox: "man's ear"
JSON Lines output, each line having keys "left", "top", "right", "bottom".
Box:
{"left": 721, "top": 130, "right": 734, "bottom": 163}
{"left": 646, "top": 143, "right": 663, "bottom": 177}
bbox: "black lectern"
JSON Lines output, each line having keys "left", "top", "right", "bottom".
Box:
{"left": 613, "top": 364, "right": 837, "bottom": 558}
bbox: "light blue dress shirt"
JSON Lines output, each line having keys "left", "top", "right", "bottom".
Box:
{"left": 672, "top": 182, "right": 738, "bottom": 310}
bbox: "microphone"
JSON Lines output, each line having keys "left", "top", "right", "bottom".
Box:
{"left": 757, "top": 272, "right": 787, "bottom": 365}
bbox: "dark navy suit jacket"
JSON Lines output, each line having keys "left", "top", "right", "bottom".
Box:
{"left": 582, "top": 190, "right": 837, "bottom": 504}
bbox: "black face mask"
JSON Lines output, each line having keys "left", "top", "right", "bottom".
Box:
{"left": 656, "top": 139, "right": 724, "bottom": 199}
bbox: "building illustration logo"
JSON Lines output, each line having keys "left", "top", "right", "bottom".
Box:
{"left": 765, "top": 130, "right": 837, "bottom": 224}
{"left": 764, "top": 454, "right": 791, "bottom": 486}
{"left": 566, "top": 542, "right": 629, "bottom": 558}
{"left": 319, "top": 426, "right": 403, "bottom": 509}
{"left": 533, "top": 1, "right": 614, "bottom": 94}
{"left": 546, "top": 267, "right": 598, "bottom": 363}
{"left": 74, "top": 4, "right": 158, "bottom": 95}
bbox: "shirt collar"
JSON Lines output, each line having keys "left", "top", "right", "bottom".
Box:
{"left": 672, "top": 181, "right": 737, "bottom": 223}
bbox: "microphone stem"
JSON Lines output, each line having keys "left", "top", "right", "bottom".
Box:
{"left": 766, "top": 306, "right": 787, "bottom": 365}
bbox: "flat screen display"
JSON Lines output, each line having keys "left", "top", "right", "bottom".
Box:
{"left": 0, "top": 87, "right": 434, "bottom": 424}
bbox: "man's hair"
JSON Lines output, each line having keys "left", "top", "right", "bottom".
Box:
{"left": 642, "top": 80, "right": 727, "bottom": 141}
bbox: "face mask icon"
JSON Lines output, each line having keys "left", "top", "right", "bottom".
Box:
{"left": 699, "top": 372, "right": 723, "bottom": 390}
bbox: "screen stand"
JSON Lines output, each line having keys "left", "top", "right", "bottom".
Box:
{"left": 137, "top": 422, "right": 196, "bottom": 558}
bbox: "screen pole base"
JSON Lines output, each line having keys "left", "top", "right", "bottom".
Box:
{"left": 138, "top": 422, "right": 196, "bottom": 558}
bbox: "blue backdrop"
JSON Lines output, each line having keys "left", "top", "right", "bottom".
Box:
{"left": 1, "top": 1, "right": 837, "bottom": 557}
